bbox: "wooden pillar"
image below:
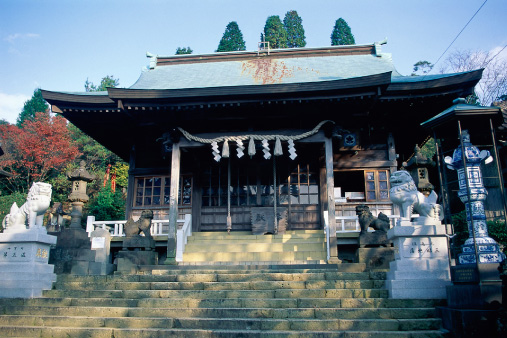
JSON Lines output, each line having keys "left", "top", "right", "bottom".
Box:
{"left": 166, "top": 142, "right": 181, "bottom": 264}
{"left": 125, "top": 145, "right": 136, "bottom": 219}
{"left": 191, "top": 157, "right": 202, "bottom": 232}
{"left": 325, "top": 137, "right": 340, "bottom": 263}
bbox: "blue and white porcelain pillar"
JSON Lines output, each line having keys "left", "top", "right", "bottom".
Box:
{"left": 444, "top": 129, "right": 505, "bottom": 265}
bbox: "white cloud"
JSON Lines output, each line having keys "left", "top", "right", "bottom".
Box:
{"left": 4, "top": 33, "right": 40, "bottom": 44}
{"left": 0, "top": 92, "right": 30, "bottom": 124}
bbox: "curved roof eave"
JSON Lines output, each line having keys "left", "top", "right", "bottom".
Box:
{"left": 387, "top": 69, "right": 483, "bottom": 92}
{"left": 41, "top": 90, "right": 116, "bottom": 107}
{"left": 108, "top": 72, "right": 393, "bottom": 102}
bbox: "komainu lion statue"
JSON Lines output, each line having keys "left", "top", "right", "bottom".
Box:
{"left": 356, "top": 204, "right": 390, "bottom": 234}
{"left": 124, "top": 210, "right": 154, "bottom": 240}
{"left": 2, "top": 182, "right": 52, "bottom": 232}
{"left": 389, "top": 170, "right": 443, "bottom": 224}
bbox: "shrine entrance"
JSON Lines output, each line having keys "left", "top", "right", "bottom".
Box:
{"left": 196, "top": 145, "right": 321, "bottom": 232}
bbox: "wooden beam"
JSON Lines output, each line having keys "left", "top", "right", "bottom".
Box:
{"left": 166, "top": 142, "right": 181, "bottom": 264}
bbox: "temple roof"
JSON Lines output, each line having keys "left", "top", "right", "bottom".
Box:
{"left": 41, "top": 43, "right": 484, "bottom": 161}
{"left": 131, "top": 44, "right": 401, "bottom": 90}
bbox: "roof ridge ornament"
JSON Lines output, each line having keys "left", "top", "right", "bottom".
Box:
{"left": 146, "top": 52, "right": 157, "bottom": 69}
{"left": 374, "top": 37, "right": 388, "bottom": 56}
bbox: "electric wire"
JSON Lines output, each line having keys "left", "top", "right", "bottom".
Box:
{"left": 430, "top": 0, "right": 488, "bottom": 73}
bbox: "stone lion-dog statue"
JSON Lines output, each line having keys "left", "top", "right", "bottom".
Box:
{"left": 2, "top": 182, "right": 52, "bottom": 232}
{"left": 356, "top": 204, "right": 390, "bottom": 234}
{"left": 389, "top": 170, "right": 443, "bottom": 224}
{"left": 124, "top": 210, "right": 154, "bottom": 240}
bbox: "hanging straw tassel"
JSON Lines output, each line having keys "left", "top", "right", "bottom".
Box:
{"left": 274, "top": 137, "right": 283, "bottom": 156}
{"left": 248, "top": 137, "right": 256, "bottom": 158}
{"left": 222, "top": 140, "right": 230, "bottom": 158}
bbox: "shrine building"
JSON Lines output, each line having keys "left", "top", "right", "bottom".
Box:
{"left": 42, "top": 42, "right": 482, "bottom": 262}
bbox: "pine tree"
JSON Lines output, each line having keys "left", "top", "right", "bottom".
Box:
{"left": 216, "top": 21, "right": 246, "bottom": 52}
{"left": 16, "top": 88, "right": 48, "bottom": 127}
{"left": 85, "top": 75, "right": 119, "bottom": 92}
{"left": 263, "top": 15, "right": 287, "bottom": 49}
{"left": 175, "top": 47, "right": 193, "bottom": 55}
{"left": 283, "top": 10, "right": 306, "bottom": 48}
{"left": 331, "top": 18, "right": 355, "bottom": 46}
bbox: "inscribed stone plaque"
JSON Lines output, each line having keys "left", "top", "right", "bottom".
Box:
{"left": 251, "top": 207, "right": 287, "bottom": 235}
{"left": 451, "top": 266, "right": 479, "bottom": 283}
{"left": 91, "top": 237, "right": 105, "bottom": 249}
{"left": 400, "top": 237, "right": 447, "bottom": 259}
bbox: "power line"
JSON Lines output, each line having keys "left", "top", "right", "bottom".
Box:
{"left": 431, "top": 0, "right": 488, "bottom": 72}
{"left": 484, "top": 43, "right": 507, "bottom": 68}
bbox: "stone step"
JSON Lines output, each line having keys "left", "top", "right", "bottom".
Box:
{"left": 0, "top": 315, "right": 442, "bottom": 331}
{"left": 43, "top": 285, "right": 388, "bottom": 300}
{"left": 0, "top": 266, "right": 444, "bottom": 337}
{"left": 187, "top": 238, "right": 325, "bottom": 244}
{"left": 11, "top": 294, "right": 399, "bottom": 309}
{"left": 0, "top": 306, "right": 439, "bottom": 319}
{"left": 183, "top": 242, "right": 326, "bottom": 253}
{"left": 139, "top": 263, "right": 368, "bottom": 273}
{"left": 50, "top": 279, "right": 384, "bottom": 292}
{"left": 190, "top": 230, "right": 323, "bottom": 237}
{"left": 0, "top": 326, "right": 447, "bottom": 338}
{"left": 40, "top": 288, "right": 389, "bottom": 302}
{"left": 55, "top": 271, "right": 379, "bottom": 283}
{"left": 182, "top": 251, "right": 327, "bottom": 262}
{"left": 2, "top": 290, "right": 442, "bottom": 313}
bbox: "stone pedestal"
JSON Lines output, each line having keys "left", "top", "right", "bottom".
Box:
{"left": 386, "top": 223, "right": 451, "bottom": 299}
{"left": 356, "top": 231, "right": 394, "bottom": 269}
{"left": 116, "top": 250, "right": 157, "bottom": 274}
{"left": 89, "top": 228, "right": 115, "bottom": 275}
{"left": 356, "top": 247, "right": 394, "bottom": 269}
{"left": 49, "top": 228, "right": 96, "bottom": 275}
{"left": 0, "top": 228, "right": 57, "bottom": 298}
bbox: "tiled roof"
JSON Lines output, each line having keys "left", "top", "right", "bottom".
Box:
{"left": 130, "top": 45, "right": 402, "bottom": 90}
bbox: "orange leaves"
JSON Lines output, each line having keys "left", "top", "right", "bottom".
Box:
{"left": 0, "top": 112, "right": 79, "bottom": 190}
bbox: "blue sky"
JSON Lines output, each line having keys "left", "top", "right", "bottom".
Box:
{"left": 1, "top": 0, "right": 506, "bottom": 123}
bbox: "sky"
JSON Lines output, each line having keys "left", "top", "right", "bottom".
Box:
{"left": 1, "top": 0, "right": 506, "bottom": 124}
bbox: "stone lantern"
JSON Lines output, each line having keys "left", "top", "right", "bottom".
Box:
{"left": 403, "top": 144, "right": 435, "bottom": 196}
{"left": 67, "top": 161, "right": 96, "bottom": 229}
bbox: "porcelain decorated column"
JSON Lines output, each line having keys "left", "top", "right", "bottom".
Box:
{"left": 444, "top": 130, "right": 505, "bottom": 265}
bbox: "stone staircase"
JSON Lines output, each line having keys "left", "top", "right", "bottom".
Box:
{"left": 182, "top": 230, "right": 328, "bottom": 264}
{"left": 0, "top": 264, "right": 447, "bottom": 337}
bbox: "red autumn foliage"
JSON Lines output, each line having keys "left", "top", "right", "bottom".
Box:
{"left": 0, "top": 111, "right": 79, "bottom": 192}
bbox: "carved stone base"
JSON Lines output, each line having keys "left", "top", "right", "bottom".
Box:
{"left": 116, "top": 250, "right": 157, "bottom": 274}
{"left": 0, "top": 228, "right": 57, "bottom": 298}
{"left": 355, "top": 247, "right": 394, "bottom": 269}
{"left": 386, "top": 224, "right": 451, "bottom": 299}
{"left": 49, "top": 228, "right": 97, "bottom": 275}
{"left": 358, "top": 231, "right": 389, "bottom": 248}
{"left": 123, "top": 237, "right": 155, "bottom": 251}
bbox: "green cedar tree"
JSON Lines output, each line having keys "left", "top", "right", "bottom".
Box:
{"left": 283, "top": 10, "right": 306, "bottom": 48}
{"left": 216, "top": 21, "right": 246, "bottom": 52}
{"left": 331, "top": 18, "right": 355, "bottom": 46}
{"left": 263, "top": 15, "right": 287, "bottom": 49}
